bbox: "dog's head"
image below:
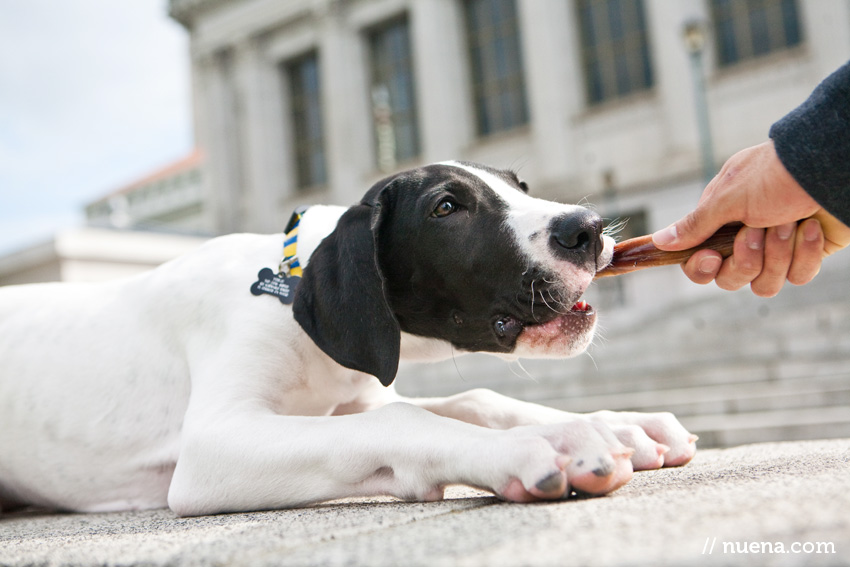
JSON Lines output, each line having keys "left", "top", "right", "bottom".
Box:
{"left": 293, "top": 161, "right": 614, "bottom": 386}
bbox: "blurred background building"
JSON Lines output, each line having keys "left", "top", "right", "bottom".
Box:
{"left": 0, "top": 151, "right": 211, "bottom": 286}
{"left": 3, "top": 0, "right": 847, "bottom": 447}
{"left": 164, "top": 0, "right": 850, "bottom": 446}
{"left": 84, "top": 150, "right": 213, "bottom": 234}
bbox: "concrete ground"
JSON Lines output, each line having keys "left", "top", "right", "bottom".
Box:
{"left": 1, "top": 438, "right": 848, "bottom": 567}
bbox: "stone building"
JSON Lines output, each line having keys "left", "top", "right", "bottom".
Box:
{"left": 169, "top": 0, "right": 850, "bottom": 445}
{"left": 0, "top": 228, "right": 208, "bottom": 286}
{"left": 0, "top": 151, "right": 212, "bottom": 287}
{"left": 85, "top": 150, "right": 213, "bottom": 234}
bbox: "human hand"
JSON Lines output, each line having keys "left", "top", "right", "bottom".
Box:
{"left": 651, "top": 141, "right": 850, "bottom": 297}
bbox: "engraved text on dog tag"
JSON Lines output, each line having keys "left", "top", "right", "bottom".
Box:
{"left": 250, "top": 268, "right": 300, "bottom": 305}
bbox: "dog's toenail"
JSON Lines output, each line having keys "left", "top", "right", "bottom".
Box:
{"left": 592, "top": 459, "right": 614, "bottom": 477}
{"left": 535, "top": 471, "right": 563, "bottom": 494}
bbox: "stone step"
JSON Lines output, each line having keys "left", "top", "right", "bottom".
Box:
{"left": 584, "top": 335, "right": 850, "bottom": 382}
{"left": 521, "top": 355, "right": 850, "bottom": 401}
{"left": 680, "top": 406, "right": 850, "bottom": 448}
{"left": 544, "top": 374, "right": 850, "bottom": 416}
{"left": 398, "top": 352, "right": 850, "bottom": 403}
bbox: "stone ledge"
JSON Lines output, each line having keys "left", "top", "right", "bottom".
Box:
{"left": 2, "top": 438, "right": 848, "bottom": 566}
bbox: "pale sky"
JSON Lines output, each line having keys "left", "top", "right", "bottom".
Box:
{"left": 0, "top": 0, "right": 193, "bottom": 255}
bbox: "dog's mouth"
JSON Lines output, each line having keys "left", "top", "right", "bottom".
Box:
{"left": 485, "top": 245, "right": 610, "bottom": 355}
{"left": 493, "top": 295, "right": 595, "bottom": 348}
{"left": 506, "top": 296, "right": 598, "bottom": 357}
{"left": 570, "top": 300, "right": 593, "bottom": 314}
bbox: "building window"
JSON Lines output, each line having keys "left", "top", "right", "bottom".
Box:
{"left": 287, "top": 52, "right": 327, "bottom": 189}
{"left": 463, "top": 0, "right": 529, "bottom": 136}
{"left": 368, "top": 16, "right": 420, "bottom": 172}
{"left": 576, "top": 0, "right": 654, "bottom": 105}
{"left": 711, "top": 0, "right": 802, "bottom": 67}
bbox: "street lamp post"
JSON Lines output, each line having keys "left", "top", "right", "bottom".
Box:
{"left": 683, "top": 20, "right": 716, "bottom": 184}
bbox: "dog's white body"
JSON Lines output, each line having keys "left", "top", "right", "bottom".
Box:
{"left": 0, "top": 163, "right": 696, "bottom": 516}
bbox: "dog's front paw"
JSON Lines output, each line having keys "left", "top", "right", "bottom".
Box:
{"left": 503, "top": 420, "right": 635, "bottom": 499}
{"left": 588, "top": 410, "right": 698, "bottom": 470}
{"left": 485, "top": 434, "right": 571, "bottom": 503}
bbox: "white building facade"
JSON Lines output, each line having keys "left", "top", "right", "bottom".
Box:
{"left": 169, "top": 0, "right": 850, "bottom": 310}
{"left": 85, "top": 150, "right": 214, "bottom": 234}
{"left": 0, "top": 228, "right": 208, "bottom": 286}
{"left": 169, "top": 0, "right": 849, "bottom": 231}
{"left": 0, "top": 152, "right": 213, "bottom": 288}
{"left": 169, "top": 0, "right": 850, "bottom": 446}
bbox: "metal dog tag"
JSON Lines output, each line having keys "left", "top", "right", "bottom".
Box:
{"left": 250, "top": 268, "right": 300, "bottom": 305}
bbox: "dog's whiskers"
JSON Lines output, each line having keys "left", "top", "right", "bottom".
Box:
{"left": 530, "top": 280, "right": 538, "bottom": 321}
{"left": 583, "top": 349, "right": 600, "bottom": 371}
{"left": 602, "top": 217, "right": 628, "bottom": 240}
{"left": 505, "top": 358, "right": 536, "bottom": 381}
{"left": 546, "top": 289, "right": 570, "bottom": 314}
{"left": 450, "top": 344, "right": 466, "bottom": 382}
{"left": 538, "top": 290, "right": 559, "bottom": 315}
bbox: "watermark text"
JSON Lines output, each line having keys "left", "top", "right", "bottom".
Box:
{"left": 702, "top": 537, "right": 835, "bottom": 555}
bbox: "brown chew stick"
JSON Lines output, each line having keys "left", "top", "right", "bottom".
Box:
{"left": 595, "top": 222, "right": 743, "bottom": 279}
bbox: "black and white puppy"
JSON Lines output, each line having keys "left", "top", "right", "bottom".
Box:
{"left": 0, "top": 161, "right": 696, "bottom": 516}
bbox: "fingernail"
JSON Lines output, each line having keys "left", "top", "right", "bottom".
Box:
{"left": 803, "top": 219, "right": 821, "bottom": 242}
{"left": 776, "top": 223, "right": 795, "bottom": 241}
{"left": 698, "top": 256, "right": 722, "bottom": 274}
{"left": 746, "top": 227, "right": 764, "bottom": 250}
{"left": 653, "top": 225, "right": 677, "bottom": 246}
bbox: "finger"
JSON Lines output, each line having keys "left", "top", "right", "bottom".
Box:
{"left": 681, "top": 249, "right": 723, "bottom": 285}
{"left": 715, "top": 226, "right": 764, "bottom": 291}
{"left": 750, "top": 223, "right": 795, "bottom": 297}
{"left": 652, "top": 208, "right": 726, "bottom": 252}
{"left": 812, "top": 209, "right": 850, "bottom": 255}
{"left": 788, "top": 218, "right": 824, "bottom": 285}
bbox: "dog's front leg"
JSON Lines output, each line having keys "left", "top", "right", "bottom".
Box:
{"left": 407, "top": 389, "right": 696, "bottom": 471}
{"left": 168, "top": 402, "right": 590, "bottom": 516}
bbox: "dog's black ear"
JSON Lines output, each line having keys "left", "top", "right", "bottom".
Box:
{"left": 292, "top": 188, "right": 400, "bottom": 386}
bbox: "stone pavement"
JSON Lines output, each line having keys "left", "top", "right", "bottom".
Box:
{"left": 2, "top": 438, "right": 848, "bottom": 567}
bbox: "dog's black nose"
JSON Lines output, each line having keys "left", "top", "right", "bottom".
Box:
{"left": 549, "top": 210, "right": 603, "bottom": 267}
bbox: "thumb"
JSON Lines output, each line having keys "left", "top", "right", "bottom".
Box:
{"left": 652, "top": 206, "right": 728, "bottom": 251}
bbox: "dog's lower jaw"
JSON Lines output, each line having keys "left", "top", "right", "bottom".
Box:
{"left": 511, "top": 308, "right": 597, "bottom": 359}
{"left": 396, "top": 298, "right": 597, "bottom": 364}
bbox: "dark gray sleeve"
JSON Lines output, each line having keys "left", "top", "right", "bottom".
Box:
{"left": 769, "top": 61, "right": 850, "bottom": 226}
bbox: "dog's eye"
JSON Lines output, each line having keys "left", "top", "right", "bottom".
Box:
{"left": 432, "top": 198, "right": 458, "bottom": 218}
{"left": 518, "top": 180, "right": 529, "bottom": 193}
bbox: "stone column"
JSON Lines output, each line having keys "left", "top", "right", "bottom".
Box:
{"left": 516, "top": 0, "right": 580, "bottom": 190}
{"left": 195, "top": 49, "right": 246, "bottom": 234}
{"left": 410, "top": 0, "right": 473, "bottom": 163}
{"left": 232, "top": 38, "right": 282, "bottom": 233}
{"left": 644, "top": 0, "right": 706, "bottom": 174}
{"left": 318, "top": 2, "right": 373, "bottom": 204}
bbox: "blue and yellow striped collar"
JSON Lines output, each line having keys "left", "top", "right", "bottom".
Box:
{"left": 279, "top": 206, "right": 309, "bottom": 277}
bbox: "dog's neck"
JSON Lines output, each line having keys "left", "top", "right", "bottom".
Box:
{"left": 295, "top": 205, "right": 348, "bottom": 268}
{"left": 293, "top": 205, "right": 459, "bottom": 365}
